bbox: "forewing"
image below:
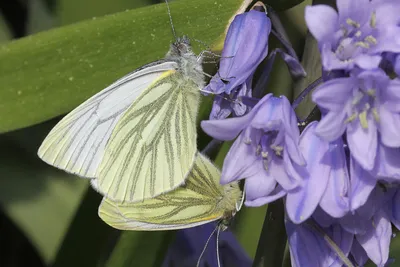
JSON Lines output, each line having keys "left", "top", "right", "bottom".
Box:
{"left": 38, "top": 61, "right": 178, "bottom": 178}
{"left": 97, "top": 72, "right": 200, "bottom": 202}
{"left": 98, "top": 153, "right": 225, "bottom": 230}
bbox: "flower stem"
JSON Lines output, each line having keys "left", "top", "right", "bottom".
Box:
{"left": 252, "top": 199, "right": 287, "bottom": 267}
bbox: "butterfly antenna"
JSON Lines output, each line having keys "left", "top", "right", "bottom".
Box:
{"left": 164, "top": 0, "right": 177, "bottom": 39}
{"left": 196, "top": 224, "right": 219, "bottom": 267}
{"left": 216, "top": 225, "right": 222, "bottom": 267}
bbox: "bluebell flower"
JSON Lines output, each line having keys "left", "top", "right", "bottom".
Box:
{"left": 205, "top": 10, "right": 271, "bottom": 119}
{"left": 305, "top": 0, "right": 400, "bottom": 72}
{"left": 162, "top": 223, "right": 251, "bottom": 267}
{"left": 287, "top": 120, "right": 380, "bottom": 223}
{"left": 288, "top": 186, "right": 394, "bottom": 266}
{"left": 286, "top": 121, "right": 350, "bottom": 223}
{"left": 312, "top": 69, "right": 400, "bottom": 175}
{"left": 201, "top": 94, "right": 307, "bottom": 208}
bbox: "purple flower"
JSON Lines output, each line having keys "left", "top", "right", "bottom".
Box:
{"left": 288, "top": 186, "right": 394, "bottom": 267}
{"left": 201, "top": 94, "right": 306, "bottom": 207}
{"left": 205, "top": 10, "right": 271, "bottom": 119}
{"left": 162, "top": 223, "right": 251, "bottom": 267}
{"left": 312, "top": 69, "right": 400, "bottom": 172}
{"left": 286, "top": 217, "right": 353, "bottom": 267}
{"left": 286, "top": 122, "right": 349, "bottom": 223}
{"left": 206, "top": 10, "right": 270, "bottom": 95}
{"left": 305, "top": 0, "right": 400, "bottom": 72}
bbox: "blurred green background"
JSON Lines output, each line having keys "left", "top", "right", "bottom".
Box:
{"left": 1, "top": 0, "right": 399, "bottom": 267}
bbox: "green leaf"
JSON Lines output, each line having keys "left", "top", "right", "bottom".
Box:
{"left": 0, "top": 0, "right": 246, "bottom": 134}
{"left": 58, "top": 0, "right": 156, "bottom": 25}
{"left": 0, "top": 121, "right": 88, "bottom": 264}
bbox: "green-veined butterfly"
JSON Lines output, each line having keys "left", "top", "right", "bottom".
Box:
{"left": 37, "top": 33, "right": 204, "bottom": 202}
{"left": 97, "top": 152, "right": 244, "bottom": 230}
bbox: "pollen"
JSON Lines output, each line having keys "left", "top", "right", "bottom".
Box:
{"left": 370, "top": 11, "right": 376, "bottom": 28}
{"left": 345, "top": 112, "right": 357, "bottom": 123}
{"left": 271, "top": 145, "right": 283, "bottom": 156}
{"left": 256, "top": 145, "right": 262, "bottom": 156}
{"left": 261, "top": 151, "right": 268, "bottom": 159}
{"left": 355, "top": 41, "right": 370, "bottom": 49}
{"left": 346, "top": 18, "right": 360, "bottom": 28}
{"left": 358, "top": 110, "right": 369, "bottom": 129}
{"left": 365, "top": 35, "right": 377, "bottom": 45}
{"left": 243, "top": 139, "right": 252, "bottom": 145}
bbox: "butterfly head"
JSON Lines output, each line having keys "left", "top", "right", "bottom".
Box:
{"left": 171, "top": 35, "right": 192, "bottom": 56}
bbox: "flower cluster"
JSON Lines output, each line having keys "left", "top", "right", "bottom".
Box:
{"left": 200, "top": 1, "right": 400, "bottom": 266}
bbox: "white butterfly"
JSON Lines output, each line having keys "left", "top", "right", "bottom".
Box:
{"left": 38, "top": 36, "right": 205, "bottom": 203}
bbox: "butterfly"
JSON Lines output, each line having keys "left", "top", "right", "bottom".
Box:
{"left": 38, "top": 36, "right": 205, "bottom": 203}
{"left": 97, "top": 152, "right": 244, "bottom": 231}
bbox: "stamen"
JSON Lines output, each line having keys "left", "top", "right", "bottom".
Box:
{"left": 370, "top": 11, "right": 376, "bottom": 28}
{"left": 366, "top": 88, "right": 376, "bottom": 97}
{"left": 358, "top": 110, "right": 368, "bottom": 129}
{"left": 345, "top": 112, "right": 358, "bottom": 123}
{"left": 243, "top": 139, "right": 252, "bottom": 145}
{"left": 355, "top": 41, "right": 370, "bottom": 49}
{"left": 256, "top": 145, "right": 261, "bottom": 156}
{"left": 271, "top": 145, "right": 283, "bottom": 156}
{"left": 365, "top": 35, "right": 377, "bottom": 45}
{"left": 346, "top": 18, "right": 360, "bottom": 28}
{"left": 261, "top": 151, "right": 268, "bottom": 159}
{"left": 355, "top": 31, "right": 362, "bottom": 37}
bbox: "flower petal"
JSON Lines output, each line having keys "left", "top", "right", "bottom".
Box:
{"left": 315, "top": 111, "right": 348, "bottom": 141}
{"left": 220, "top": 132, "right": 260, "bottom": 184}
{"left": 350, "top": 239, "right": 369, "bottom": 267}
{"left": 356, "top": 210, "right": 391, "bottom": 266}
{"left": 209, "top": 95, "right": 233, "bottom": 120}
{"left": 219, "top": 10, "right": 270, "bottom": 94}
{"left": 245, "top": 185, "right": 286, "bottom": 207}
{"left": 312, "top": 77, "right": 355, "bottom": 111}
{"left": 285, "top": 218, "right": 329, "bottom": 267}
{"left": 326, "top": 224, "right": 354, "bottom": 266}
{"left": 201, "top": 113, "right": 249, "bottom": 140}
{"left": 319, "top": 138, "right": 350, "bottom": 218}
{"left": 384, "top": 78, "right": 400, "bottom": 112}
{"left": 379, "top": 106, "right": 400, "bottom": 147}
{"left": 389, "top": 189, "right": 400, "bottom": 230}
{"left": 286, "top": 122, "right": 331, "bottom": 223}
{"left": 349, "top": 157, "right": 376, "bottom": 210}
{"left": 305, "top": 5, "right": 338, "bottom": 43}
{"left": 339, "top": 212, "right": 369, "bottom": 235}
{"left": 312, "top": 207, "right": 336, "bottom": 228}
{"left": 346, "top": 120, "right": 378, "bottom": 171}
{"left": 336, "top": 0, "right": 370, "bottom": 24}
{"left": 375, "top": 143, "right": 400, "bottom": 181}
{"left": 243, "top": 173, "right": 276, "bottom": 202}
{"left": 354, "top": 54, "right": 382, "bottom": 69}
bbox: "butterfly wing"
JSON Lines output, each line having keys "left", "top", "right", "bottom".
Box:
{"left": 96, "top": 71, "right": 201, "bottom": 202}
{"left": 38, "top": 61, "right": 178, "bottom": 178}
{"left": 98, "top": 153, "right": 240, "bottom": 230}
